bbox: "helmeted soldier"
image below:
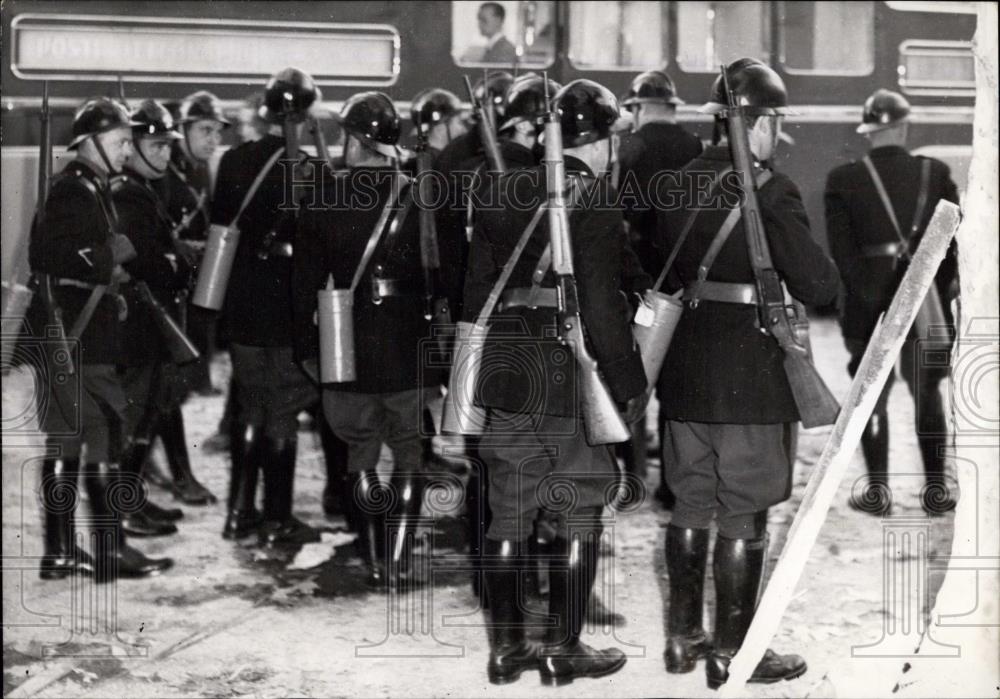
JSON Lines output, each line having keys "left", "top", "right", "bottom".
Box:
{"left": 617, "top": 69, "right": 703, "bottom": 509}
{"left": 825, "top": 88, "right": 959, "bottom": 516}
{"left": 463, "top": 78, "right": 648, "bottom": 686}
{"left": 294, "top": 91, "right": 459, "bottom": 588}
{"left": 145, "top": 90, "right": 231, "bottom": 498}
{"left": 410, "top": 87, "right": 467, "bottom": 157}
{"left": 450, "top": 72, "right": 563, "bottom": 605}
{"left": 435, "top": 70, "right": 514, "bottom": 179}
{"left": 112, "top": 99, "right": 214, "bottom": 538}
{"left": 654, "top": 59, "right": 839, "bottom": 688}
{"left": 211, "top": 67, "right": 323, "bottom": 547}
{"left": 619, "top": 70, "right": 702, "bottom": 275}
{"left": 29, "top": 97, "right": 173, "bottom": 582}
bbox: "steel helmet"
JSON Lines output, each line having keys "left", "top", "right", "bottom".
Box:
{"left": 178, "top": 91, "right": 231, "bottom": 127}
{"left": 857, "top": 89, "right": 911, "bottom": 134}
{"left": 338, "top": 91, "right": 401, "bottom": 158}
{"left": 473, "top": 71, "right": 514, "bottom": 118}
{"left": 621, "top": 70, "right": 684, "bottom": 109}
{"left": 130, "top": 99, "right": 182, "bottom": 140}
{"left": 551, "top": 79, "right": 620, "bottom": 147}
{"left": 260, "top": 67, "right": 318, "bottom": 124}
{"left": 499, "top": 74, "right": 561, "bottom": 133}
{"left": 700, "top": 58, "right": 794, "bottom": 116}
{"left": 411, "top": 88, "right": 462, "bottom": 135}
{"left": 68, "top": 98, "right": 139, "bottom": 150}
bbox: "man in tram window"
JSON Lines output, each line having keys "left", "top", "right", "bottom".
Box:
{"left": 460, "top": 2, "right": 518, "bottom": 64}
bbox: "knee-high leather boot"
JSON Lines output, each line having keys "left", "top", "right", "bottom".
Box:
{"left": 484, "top": 538, "right": 539, "bottom": 684}
{"left": 259, "top": 436, "right": 319, "bottom": 547}
{"left": 466, "top": 455, "right": 488, "bottom": 603}
{"left": 851, "top": 409, "right": 892, "bottom": 515}
{"left": 161, "top": 407, "right": 217, "bottom": 505}
{"left": 222, "top": 423, "right": 262, "bottom": 540}
{"left": 350, "top": 470, "right": 388, "bottom": 587}
{"left": 319, "top": 418, "right": 350, "bottom": 518}
{"left": 664, "top": 525, "right": 712, "bottom": 672}
{"left": 705, "top": 535, "right": 806, "bottom": 689}
{"left": 539, "top": 527, "right": 627, "bottom": 686}
{"left": 387, "top": 471, "right": 425, "bottom": 588}
{"left": 119, "top": 440, "right": 180, "bottom": 537}
{"left": 39, "top": 458, "right": 95, "bottom": 580}
{"left": 83, "top": 462, "right": 173, "bottom": 582}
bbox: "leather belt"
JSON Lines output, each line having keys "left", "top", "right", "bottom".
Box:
{"left": 372, "top": 278, "right": 421, "bottom": 299}
{"left": 861, "top": 241, "right": 906, "bottom": 258}
{"left": 497, "top": 287, "right": 559, "bottom": 311}
{"left": 684, "top": 281, "right": 757, "bottom": 306}
{"left": 56, "top": 278, "right": 99, "bottom": 291}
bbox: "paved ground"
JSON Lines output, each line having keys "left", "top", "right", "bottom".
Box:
{"left": 2, "top": 317, "right": 956, "bottom": 698}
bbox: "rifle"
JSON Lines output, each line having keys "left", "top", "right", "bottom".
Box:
{"left": 464, "top": 75, "right": 506, "bottom": 172}
{"left": 720, "top": 66, "right": 839, "bottom": 428}
{"left": 28, "top": 81, "right": 77, "bottom": 375}
{"left": 541, "top": 75, "right": 629, "bottom": 445}
{"left": 309, "top": 114, "right": 336, "bottom": 173}
{"left": 117, "top": 74, "right": 129, "bottom": 108}
{"left": 413, "top": 122, "right": 452, "bottom": 339}
{"left": 134, "top": 281, "right": 200, "bottom": 364}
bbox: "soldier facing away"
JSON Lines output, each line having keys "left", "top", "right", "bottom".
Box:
{"left": 211, "top": 68, "right": 323, "bottom": 547}
{"left": 654, "top": 59, "right": 839, "bottom": 689}
{"left": 463, "top": 78, "right": 648, "bottom": 686}
{"left": 825, "top": 88, "right": 960, "bottom": 517}
{"left": 294, "top": 91, "right": 461, "bottom": 588}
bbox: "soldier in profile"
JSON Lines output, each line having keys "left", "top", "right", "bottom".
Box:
{"left": 460, "top": 2, "right": 518, "bottom": 64}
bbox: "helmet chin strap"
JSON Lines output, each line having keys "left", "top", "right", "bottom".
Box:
{"left": 90, "top": 134, "right": 116, "bottom": 174}
{"left": 135, "top": 139, "right": 166, "bottom": 176}
{"left": 182, "top": 123, "right": 197, "bottom": 164}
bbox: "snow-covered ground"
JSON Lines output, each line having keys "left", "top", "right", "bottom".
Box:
{"left": 2, "top": 317, "right": 955, "bottom": 698}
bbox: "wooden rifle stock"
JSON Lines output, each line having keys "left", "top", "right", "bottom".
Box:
{"left": 720, "top": 66, "right": 839, "bottom": 428}
{"left": 135, "top": 281, "right": 200, "bottom": 364}
{"left": 541, "top": 76, "right": 629, "bottom": 445}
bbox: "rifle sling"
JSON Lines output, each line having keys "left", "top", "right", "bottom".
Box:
{"left": 349, "top": 172, "right": 409, "bottom": 293}
{"left": 652, "top": 166, "right": 734, "bottom": 293}
{"left": 473, "top": 205, "right": 547, "bottom": 327}
{"left": 683, "top": 170, "right": 773, "bottom": 306}
{"left": 370, "top": 188, "right": 417, "bottom": 299}
{"left": 861, "top": 155, "right": 932, "bottom": 260}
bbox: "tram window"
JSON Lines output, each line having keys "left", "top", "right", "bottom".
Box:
{"left": 780, "top": 1, "right": 874, "bottom": 75}
{"left": 452, "top": 1, "right": 556, "bottom": 68}
{"left": 567, "top": 2, "right": 668, "bottom": 71}
{"left": 899, "top": 40, "right": 975, "bottom": 97}
{"left": 676, "top": 2, "right": 770, "bottom": 73}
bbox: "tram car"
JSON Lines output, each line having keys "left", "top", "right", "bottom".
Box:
{"left": 1, "top": 0, "right": 976, "bottom": 290}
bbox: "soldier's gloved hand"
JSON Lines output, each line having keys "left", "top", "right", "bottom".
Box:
{"left": 111, "top": 234, "right": 137, "bottom": 264}
{"left": 621, "top": 390, "right": 650, "bottom": 425}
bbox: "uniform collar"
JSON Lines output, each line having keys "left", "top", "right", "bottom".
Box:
{"left": 121, "top": 165, "right": 151, "bottom": 188}
{"left": 71, "top": 156, "right": 110, "bottom": 186}
{"left": 869, "top": 145, "right": 909, "bottom": 158}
